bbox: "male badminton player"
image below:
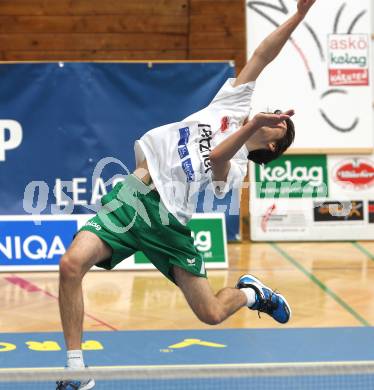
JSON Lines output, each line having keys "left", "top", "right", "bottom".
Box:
{"left": 56, "top": 0, "right": 316, "bottom": 388}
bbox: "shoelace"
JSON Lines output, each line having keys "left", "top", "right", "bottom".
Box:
{"left": 256, "top": 290, "right": 279, "bottom": 319}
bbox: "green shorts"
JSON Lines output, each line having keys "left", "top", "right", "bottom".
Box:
{"left": 79, "top": 174, "right": 206, "bottom": 283}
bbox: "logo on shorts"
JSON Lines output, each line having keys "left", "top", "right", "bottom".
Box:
{"left": 85, "top": 221, "right": 102, "bottom": 231}
{"left": 198, "top": 124, "right": 212, "bottom": 173}
{"left": 187, "top": 258, "right": 196, "bottom": 266}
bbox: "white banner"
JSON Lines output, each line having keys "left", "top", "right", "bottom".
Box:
{"left": 246, "top": 0, "right": 373, "bottom": 151}
{"left": 250, "top": 155, "right": 374, "bottom": 241}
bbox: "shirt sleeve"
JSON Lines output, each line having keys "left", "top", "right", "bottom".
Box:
{"left": 211, "top": 158, "right": 248, "bottom": 199}
{"left": 209, "top": 78, "right": 256, "bottom": 117}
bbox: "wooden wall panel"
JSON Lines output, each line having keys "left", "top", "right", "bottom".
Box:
{"left": 0, "top": 1, "right": 188, "bottom": 16}
{"left": 0, "top": 0, "right": 246, "bottom": 68}
{"left": 0, "top": 0, "right": 190, "bottom": 61}
{"left": 0, "top": 50, "right": 187, "bottom": 61}
{"left": 0, "top": 33, "right": 185, "bottom": 51}
{"left": 0, "top": 15, "right": 187, "bottom": 34}
{"left": 189, "top": 0, "right": 246, "bottom": 70}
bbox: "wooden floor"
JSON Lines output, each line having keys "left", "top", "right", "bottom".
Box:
{"left": 1, "top": 241, "right": 374, "bottom": 333}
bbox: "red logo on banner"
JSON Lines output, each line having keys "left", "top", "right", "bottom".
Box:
{"left": 261, "top": 204, "right": 276, "bottom": 232}
{"left": 220, "top": 116, "right": 229, "bottom": 132}
{"left": 329, "top": 69, "right": 369, "bottom": 86}
{"left": 334, "top": 159, "right": 374, "bottom": 189}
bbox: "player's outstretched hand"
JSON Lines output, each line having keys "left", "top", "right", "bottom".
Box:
{"left": 252, "top": 110, "right": 295, "bottom": 129}
{"left": 297, "top": 0, "right": 316, "bottom": 18}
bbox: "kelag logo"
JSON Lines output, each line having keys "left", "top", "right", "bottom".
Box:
{"left": 0, "top": 220, "right": 77, "bottom": 265}
{"left": 255, "top": 155, "right": 328, "bottom": 198}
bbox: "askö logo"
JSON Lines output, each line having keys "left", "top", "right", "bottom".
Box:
{"left": 0, "top": 120, "right": 23, "bottom": 161}
{"left": 0, "top": 220, "right": 77, "bottom": 265}
{"left": 255, "top": 155, "right": 328, "bottom": 198}
{"left": 333, "top": 158, "right": 374, "bottom": 190}
{"left": 328, "top": 34, "right": 369, "bottom": 87}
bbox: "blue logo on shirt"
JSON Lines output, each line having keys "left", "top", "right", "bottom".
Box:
{"left": 178, "top": 144, "right": 189, "bottom": 159}
{"left": 178, "top": 127, "right": 190, "bottom": 146}
{"left": 177, "top": 126, "right": 195, "bottom": 182}
{"left": 178, "top": 127, "right": 195, "bottom": 182}
{"left": 182, "top": 159, "right": 195, "bottom": 182}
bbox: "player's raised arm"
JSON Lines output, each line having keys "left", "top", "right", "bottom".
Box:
{"left": 234, "top": 0, "right": 316, "bottom": 86}
{"left": 210, "top": 110, "right": 294, "bottom": 182}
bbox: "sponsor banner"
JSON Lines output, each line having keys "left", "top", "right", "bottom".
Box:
{"left": 0, "top": 220, "right": 77, "bottom": 267}
{"left": 0, "top": 62, "right": 240, "bottom": 241}
{"left": 328, "top": 34, "right": 370, "bottom": 86}
{"left": 250, "top": 154, "right": 374, "bottom": 241}
{"left": 257, "top": 202, "right": 308, "bottom": 235}
{"left": 0, "top": 213, "right": 227, "bottom": 271}
{"left": 369, "top": 201, "right": 374, "bottom": 224}
{"left": 246, "top": 0, "right": 373, "bottom": 150}
{"left": 254, "top": 155, "right": 328, "bottom": 198}
{"left": 313, "top": 201, "right": 364, "bottom": 222}
{"left": 332, "top": 157, "right": 374, "bottom": 190}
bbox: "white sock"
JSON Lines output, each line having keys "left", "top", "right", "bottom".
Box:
{"left": 67, "top": 350, "right": 85, "bottom": 369}
{"left": 240, "top": 287, "right": 257, "bottom": 308}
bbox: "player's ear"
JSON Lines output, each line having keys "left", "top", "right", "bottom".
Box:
{"left": 268, "top": 142, "right": 276, "bottom": 152}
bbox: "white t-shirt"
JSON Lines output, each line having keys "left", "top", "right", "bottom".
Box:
{"left": 134, "top": 78, "right": 256, "bottom": 224}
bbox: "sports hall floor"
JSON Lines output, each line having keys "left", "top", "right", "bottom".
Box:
{"left": 0, "top": 241, "right": 373, "bottom": 387}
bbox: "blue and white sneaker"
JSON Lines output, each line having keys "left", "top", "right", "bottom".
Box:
{"left": 236, "top": 274, "right": 291, "bottom": 324}
{"left": 56, "top": 379, "right": 95, "bottom": 390}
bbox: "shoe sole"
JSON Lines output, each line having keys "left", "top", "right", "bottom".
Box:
{"left": 79, "top": 380, "right": 95, "bottom": 390}
{"left": 239, "top": 274, "right": 292, "bottom": 323}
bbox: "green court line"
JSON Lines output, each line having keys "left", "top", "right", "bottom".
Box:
{"left": 352, "top": 242, "right": 374, "bottom": 262}
{"left": 270, "top": 243, "right": 371, "bottom": 327}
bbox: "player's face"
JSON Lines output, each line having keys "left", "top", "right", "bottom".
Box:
{"left": 261, "top": 121, "right": 287, "bottom": 150}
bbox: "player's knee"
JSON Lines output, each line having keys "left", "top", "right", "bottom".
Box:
{"left": 59, "top": 252, "right": 84, "bottom": 281}
{"left": 197, "top": 307, "right": 224, "bottom": 326}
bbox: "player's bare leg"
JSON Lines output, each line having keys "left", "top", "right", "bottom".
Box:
{"left": 173, "top": 266, "right": 291, "bottom": 325}
{"left": 173, "top": 266, "right": 248, "bottom": 324}
{"left": 59, "top": 231, "right": 112, "bottom": 350}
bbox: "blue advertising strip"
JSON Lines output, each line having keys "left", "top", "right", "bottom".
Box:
{"left": 0, "top": 220, "right": 77, "bottom": 266}
{"left": 0, "top": 62, "right": 240, "bottom": 240}
{"left": 0, "top": 327, "right": 373, "bottom": 369}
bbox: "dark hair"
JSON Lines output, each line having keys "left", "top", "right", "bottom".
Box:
{"left": 247, "top": 110, "right": 295, "bottom": 165}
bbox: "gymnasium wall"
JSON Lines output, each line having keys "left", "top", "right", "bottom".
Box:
{"left": 0, "top": 0, "right": 251, "bottom": 240}
{"left": 0, "top": 0, "right": 246, "bottom": 70}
